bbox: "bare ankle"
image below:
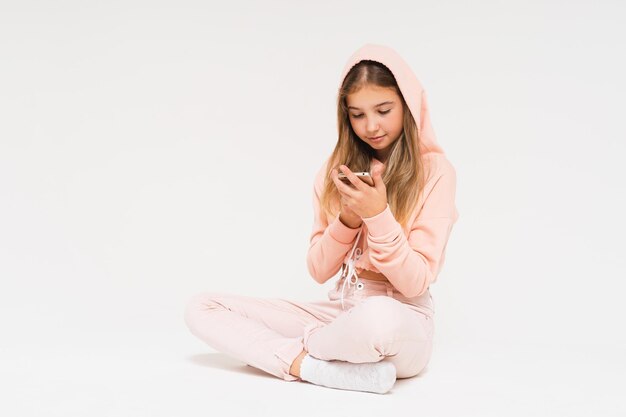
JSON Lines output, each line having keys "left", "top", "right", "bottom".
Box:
{"left": 289, "top": 349, "right": 308, "bottom": 378}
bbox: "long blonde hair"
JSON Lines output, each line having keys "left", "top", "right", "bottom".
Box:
{"left": 320, "top": 59, "right": 430, "bottom": 229}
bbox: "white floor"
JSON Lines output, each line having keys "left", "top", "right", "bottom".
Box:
{"left": 2, "top": 333, "right": 623, "bottom": 417}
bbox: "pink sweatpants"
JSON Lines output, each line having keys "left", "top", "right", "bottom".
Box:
{"left": 183, "top": 276, "right": 435, "bottom": 382}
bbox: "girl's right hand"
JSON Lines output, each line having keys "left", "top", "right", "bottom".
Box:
{"left": 330, "top": 167, "right": 363, "bottom": 229}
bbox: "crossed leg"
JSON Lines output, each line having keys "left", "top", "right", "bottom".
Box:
{"left": 184, "top": 292, "right": 433, "bottom": 381}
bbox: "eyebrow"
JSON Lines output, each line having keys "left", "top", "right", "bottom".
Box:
{"left": 347, "top": 101, "right": 394, "bottom": 110}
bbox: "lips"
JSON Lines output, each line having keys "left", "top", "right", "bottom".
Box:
{"left": 369, "top": 134, "right": 386, "bottom": 142}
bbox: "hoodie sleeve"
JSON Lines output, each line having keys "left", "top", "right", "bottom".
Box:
{"left": 361, "top": 163, "right": 457, "bottom": 298}
{"left": 306, "top": 166, "right": 362, "bottom": 284}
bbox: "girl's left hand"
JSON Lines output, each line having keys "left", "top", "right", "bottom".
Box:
{"left": 334, "top": 159, "right": 387, "bottom": 218}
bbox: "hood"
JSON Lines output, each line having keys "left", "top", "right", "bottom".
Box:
{"left": 337, "top": 43, "right": 445, "bottom": 157}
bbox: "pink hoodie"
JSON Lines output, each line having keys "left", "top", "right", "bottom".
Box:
{"left": 307, "top": 44, "right": 459, "bottom": 300}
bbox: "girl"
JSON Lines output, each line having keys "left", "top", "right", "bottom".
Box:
{"left": 184, "top": 43, "right": 459, "bottom": 394}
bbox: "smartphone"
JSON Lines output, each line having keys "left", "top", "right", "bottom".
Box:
{"left": 338, "top": 171, "right": 374, "bottom": 186}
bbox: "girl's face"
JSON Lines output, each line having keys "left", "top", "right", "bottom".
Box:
{"left": 346, "top": 84, "right": 404, "bottom": 161}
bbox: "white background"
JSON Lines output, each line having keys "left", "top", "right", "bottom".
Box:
{"left": 1, "top": 0, "right": 624, "bottom": 416}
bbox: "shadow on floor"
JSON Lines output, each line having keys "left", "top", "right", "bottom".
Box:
{"left": 185, "top": 352, "right": 276, "bottom": 380}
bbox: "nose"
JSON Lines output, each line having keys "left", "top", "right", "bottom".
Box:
{"left": 366, "top": 120, "right": 380, "bottom": 134}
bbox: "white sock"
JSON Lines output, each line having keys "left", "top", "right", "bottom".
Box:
{"left": 299, "top": 354, "right": 396, "bottom": 394}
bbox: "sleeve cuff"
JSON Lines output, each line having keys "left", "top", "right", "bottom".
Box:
{"left": 328, "top": 213, "right": 361, "bottom": 244}
{"left": 361, "top": 204, "right": 398, "bottom": 237}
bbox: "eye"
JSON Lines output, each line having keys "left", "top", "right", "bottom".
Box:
{"left": 350, "top": 109, "right": 390, "bottom": 119}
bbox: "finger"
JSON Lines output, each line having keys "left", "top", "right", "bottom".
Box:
{"left": 337, "top": 180, "right": 355, "bottom": 196}
{"left": 339, "top": 165, "right": 366, "bottom": 190}
{"left": 370, "top": 166, "right": 381, "bottom": 186}
{"left": 330, "top": 169, "right": 342, "bottom": 188}
{"left": 333, "top": 167, "right": 357, "bottom": 195}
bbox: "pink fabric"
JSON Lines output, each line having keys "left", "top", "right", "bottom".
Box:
{"left": 307, "top": 43, "right": 459, "bottom": 298}
{"left": 184, "top": 278, "right": 434, "bottom": 382}
{"left": 184, "top": 43, "right": 455, "bottom": 384}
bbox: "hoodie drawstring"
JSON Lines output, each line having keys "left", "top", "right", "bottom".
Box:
{"left": 340, "top": 227, "right": 363, "bottom": 310}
